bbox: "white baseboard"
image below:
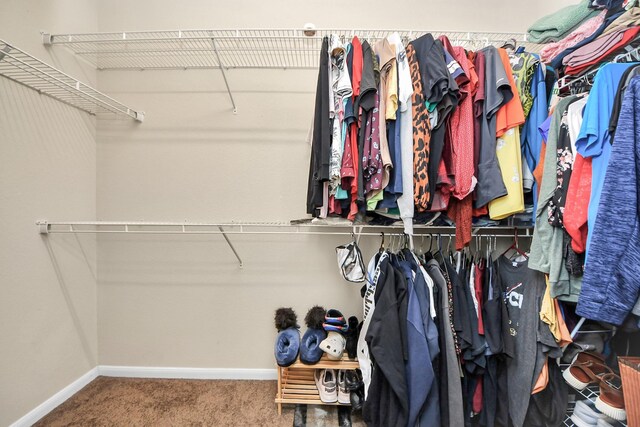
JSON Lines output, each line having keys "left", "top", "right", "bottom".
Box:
{"left": 97, "top": 365, "right": 277, "bottom": 380}
{"left": 10, "top": 367, "right": 99, "bottom": 427}
{"left": 10, "top": 365, "right": 276, "bottom": 426}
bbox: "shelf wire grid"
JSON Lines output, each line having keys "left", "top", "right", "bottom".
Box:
{"left": 0, "top": 39, "right": 142, "bottom": 120}
{"left": 47, "top": 29, "right": 543, "bottom": 70}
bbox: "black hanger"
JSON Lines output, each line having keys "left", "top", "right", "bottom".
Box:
{"left": 379, "top": 232, "right": 385, "bottom": 253}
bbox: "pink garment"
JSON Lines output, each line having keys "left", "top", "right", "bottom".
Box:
{"left": 540, "top": 11, "right": 607, "bottom": 63}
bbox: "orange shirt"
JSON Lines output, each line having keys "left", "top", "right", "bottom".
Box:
{"left": 495, "top": 49, "right": 525, "bottom": 138}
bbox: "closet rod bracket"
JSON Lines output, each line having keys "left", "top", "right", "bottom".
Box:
{"left": 217, "top": 226, "right": 243, "bottom": 268}
{"left": 37, "top": 220, "right": 50, "bottom": 234}
{"left": 210, "top": 37, "right": 238, "bottom": 114}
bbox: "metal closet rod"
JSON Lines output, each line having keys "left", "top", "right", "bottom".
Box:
{"left": 36, "top": 220, "right": 532, "bottom": 236}
{"left": 36, "top": 220, "right": 531, "bottom": 268}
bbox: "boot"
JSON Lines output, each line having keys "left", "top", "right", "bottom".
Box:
{"left": 293, "top": 403, "right": 307, "bottom": 427}
{"left": 338, "top": 405, "right": 352, "bottom": 427}
{"left": 350, "top": 388, "right": 364, "bottom": 413}
{"left": 345, "top": 316, "right": 359, "bottom": 359}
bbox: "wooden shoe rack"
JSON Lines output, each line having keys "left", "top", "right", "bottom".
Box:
{"left": 275, "top": 354, "right": 359, "bottom": 415}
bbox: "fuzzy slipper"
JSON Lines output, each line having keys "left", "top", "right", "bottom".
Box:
{"left": 275, "top": 328, "right": 300, "bottom": 367}
{"left": 274, "top": 308, "right": 300, "bottom": 367}
{"left": 319, "top": 331, "right": 346, "bottom": 360}
{"left": 301, "top": 328, "right": 326, "bottom": 364}
{"left": 300, "top": 306, "right": 327, "bottom": 364}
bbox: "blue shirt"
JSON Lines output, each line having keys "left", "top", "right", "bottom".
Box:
{"left": 521, "top": 64, "right": 549, "bottom": 223}
{"left": 577, "top": 76, "right": 640, "bottom": 325}
{"left": 575, "top": 63, "right": 635, "bottom": 258}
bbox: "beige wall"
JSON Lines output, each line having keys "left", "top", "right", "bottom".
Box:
{"left": 0, "top": 1, "right": 99, "bottom": 425}
{"left": 95, "top": 0, "right": 572, "bottom": 369}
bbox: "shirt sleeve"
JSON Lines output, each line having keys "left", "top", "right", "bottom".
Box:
{"left": 576, "top": 77, "right": 640, "bottom": 325}
{"left": 575, "top": 86, "right": 603, "bottom": 158}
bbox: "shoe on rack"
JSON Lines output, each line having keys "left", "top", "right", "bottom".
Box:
{"left": 344, "top": 369, "right": 364, "bottom": 391}
{"left": 273, "top": 308, "right": 300, "bottom": 367}
{"left": 572, "top": 351, "right": 607, "bottom": 365}
{"left": 314, "top": 369, "right": 338, "bottom": 403}
{"left": 573, "top": 399, "right": 616, "bottom": 424}
{"left": 597, "top": 417, "right": 627, "bottom": 426}
{"left": 300, "top": 328, "right": 326, "bottom": 364}
{"left": 570, "top": 413, "right": 596, "bottom": 427}
{"left": 319, "top": 331, "right": 346, "bottom": 360}
{"left": 563, "top": 360, "right": 615, "bottom": 391}
{"left": 337, "top": 370, "right": 350, "bottom": 404}
{"left": 350, "top": 388, "right": 364, "bottom": 413}
{"left": 300, "top": 306, "right": 327, "bottom": 364}
{"left": 345, "top": 316, "right": 359, "bottom": 359}
{"left": 595, "top": 373, "right": 626, "bottom": 421}
{"left": 323, "top": 309, "right": 349, "bottom": 333}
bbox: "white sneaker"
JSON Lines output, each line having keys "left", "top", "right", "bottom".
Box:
{"left": 337, "top": 370, "right": 350, "bottom": 404}
{"left": 314, "top": 369, "right": 338, "bottom": 403}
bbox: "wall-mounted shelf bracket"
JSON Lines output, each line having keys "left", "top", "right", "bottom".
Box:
{"left": 210, "top": 37, "right": 237, "bottom": 113}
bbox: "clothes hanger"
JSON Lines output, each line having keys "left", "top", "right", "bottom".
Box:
{"left": 499, "top": 228, "right": 528, "bottom": 260}
{"left": 379, "top": 232, "right": 385, "bottom": 253}
{"left": 433, "top": 233, "right": 444, "bottom": 264}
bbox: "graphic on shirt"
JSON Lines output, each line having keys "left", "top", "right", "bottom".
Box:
{"left": 505, "top": 282, "right": 524, "bottom": 309}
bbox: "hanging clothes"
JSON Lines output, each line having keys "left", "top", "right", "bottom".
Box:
{"left": 357, "top": 252, "right": 385, "bottom": 399}
{"left": 487, "top": 48, "right": 526, "bottom": 220}
{"left": 425, "top": 258, "right": 465, "bottom": 427}
{"left": 367, "top": 39, "right": 396, "bottom": 209}
{"left": 494, "top": 256, "right": 562, "bottom": 427}
{"left": 576, "top": 62, "right": 635, "bottom": 258}
{"left": 362, "top": 254, "right": 409, "bottom": 427}
{"left": 406, "top": 42, "right": 433, "bottom": 212}
{"left": 388, "top": 33, "right": 415, "bottom": 234}
{"left": 577, "top": 75, "right": 640, "bottom": 325}
{"left": 357, "top": 41, "right": 377, "bottom": 207}
{"left": 474, "top": 46, "right": 510, "bottom": 209}
{"left": 529, "top": 96, "right": 584, "bottom": 302}
{"left": 396, "top": 254, "right": 440, "bottom": 427}
{"left": 307, "top": 37, "right": 332, "bottom": 216}
{"left": 342, "top": 37, "right": 363, "bottom": 221}
{"left": 442, "top": 39, "right": 478, "bottom": 250}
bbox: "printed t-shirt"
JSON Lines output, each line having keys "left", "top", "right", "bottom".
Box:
{"left": 496, "top": 256, "right": 560, "bottom": 427}
{"left": 406, "top": 43, "right": 433, "bottom": 212}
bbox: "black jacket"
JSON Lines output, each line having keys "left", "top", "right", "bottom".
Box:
{"left": 363, "top": 256, "right": 409, "bottom": 427}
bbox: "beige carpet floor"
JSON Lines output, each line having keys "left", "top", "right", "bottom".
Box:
{"left": 35, "top": 377, "right": 365, "bottom": 426}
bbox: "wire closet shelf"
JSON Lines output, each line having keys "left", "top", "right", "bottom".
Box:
{"left": 36, "top": 220, "right": 533, "bottom": 237}
{"left": 44, "top": 29, "right": 542, "bottom": 70}
{"left": 0, "top": 39, "right": 143, "bottom": 121}
{"left": 36, "top": 220, "right": 532, "bottom": 268}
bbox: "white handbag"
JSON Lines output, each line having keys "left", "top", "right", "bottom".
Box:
{"left": 336, "top": 239, "right": 366, "bottom": 283}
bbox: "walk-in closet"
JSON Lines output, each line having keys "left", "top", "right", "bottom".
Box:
{"left": 3, "top": 1, "right": 640, "bottom": 426}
